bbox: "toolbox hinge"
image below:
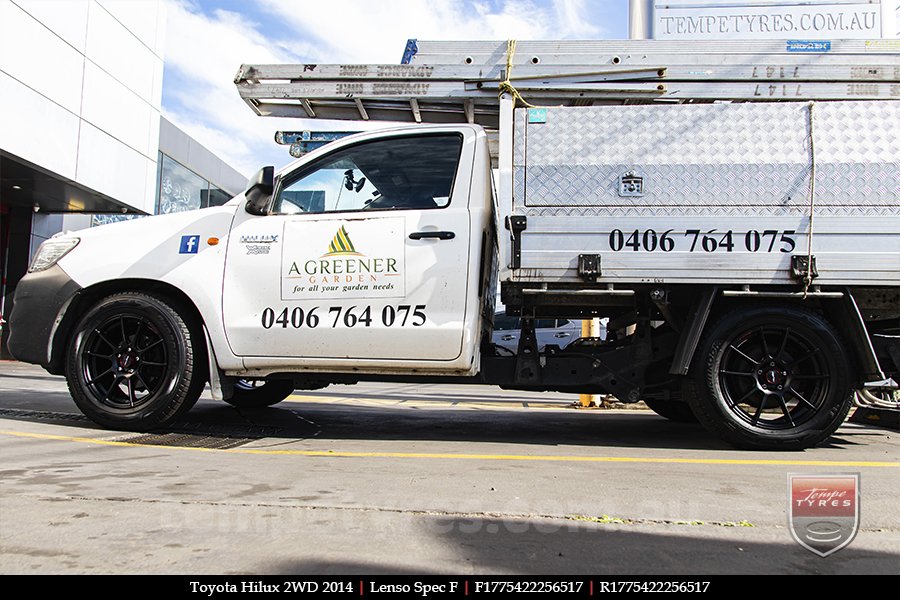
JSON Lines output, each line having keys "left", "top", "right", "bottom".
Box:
{"left": 505, "top": 215, "right": 527, "bottom": 270}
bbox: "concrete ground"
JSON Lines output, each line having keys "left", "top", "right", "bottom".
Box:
{"left": 0, "top": 360, "right": 897, "bottom": 574}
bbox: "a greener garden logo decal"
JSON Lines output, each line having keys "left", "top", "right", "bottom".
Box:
{"left": 282, "top": 218, "right": 405, "bottom": 300}
{"left": 788, "top": 473, "right": 859, "bottom": 557}
{"left": 325, "top": 225, "right": 359, "bottom": 256}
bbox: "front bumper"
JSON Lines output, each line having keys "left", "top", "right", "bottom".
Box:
{"left": 7, "top": 265, "right": 81, "bottom": 368}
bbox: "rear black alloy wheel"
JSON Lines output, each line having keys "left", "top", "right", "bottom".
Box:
{"left": 689, "top": 306, "right": 853, "bottom": 450}
{"left": 66, "top": 292, "right": 206, "bottom": 430}
{"left": 224, "top": 379, "right": 295, "bottom": 408}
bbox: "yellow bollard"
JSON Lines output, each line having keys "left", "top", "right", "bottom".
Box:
{"left": 578, "top": 318, "right": 601, "bottom": 407}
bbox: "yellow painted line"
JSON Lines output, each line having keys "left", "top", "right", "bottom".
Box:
{"left": 2, "top": 429, "right": 898, "bottom": 467}
{"left": 286, "top": 394, "right": 565, "bottom": 409}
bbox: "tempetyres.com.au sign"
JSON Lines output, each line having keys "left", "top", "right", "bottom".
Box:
{"left": 653, "top": 0, "right": 891, "bottom": 40}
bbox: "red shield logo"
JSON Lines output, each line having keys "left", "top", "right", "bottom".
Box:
{"left": 788, "top": 474, "right": 860, "bottom": 557}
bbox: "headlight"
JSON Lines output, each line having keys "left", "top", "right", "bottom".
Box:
{"left": 29, "top": 237, "right": 80, "bottom": 272}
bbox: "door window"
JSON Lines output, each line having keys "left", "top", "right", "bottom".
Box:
{"left": 274, "top": 135, "right": 463, "bottom": 215}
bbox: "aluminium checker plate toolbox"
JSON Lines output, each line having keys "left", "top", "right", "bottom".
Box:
{"left": 509, "top": 100, "right": 900, "bottom": 286}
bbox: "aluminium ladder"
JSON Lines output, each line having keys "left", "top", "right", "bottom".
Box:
{"left": 235, "top": 39, "right": 900, "bottom": 128}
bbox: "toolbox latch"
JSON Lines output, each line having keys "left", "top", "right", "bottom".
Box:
{"left": 618, "top": 170, "right": 645, "bottom": 197}
{"left": 578, "top": 254, "right": 602, "bottom": 282}
{"left": 791, "top": 255, "right": 818, "bottom": 280}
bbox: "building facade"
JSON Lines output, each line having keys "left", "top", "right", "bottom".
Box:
{"left": 0, "top": 0, "right": 245, "bottom": 357}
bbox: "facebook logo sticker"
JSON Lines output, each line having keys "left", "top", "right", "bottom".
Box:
{"left": 179, "top": 235, "right": 200, "bottom": 254}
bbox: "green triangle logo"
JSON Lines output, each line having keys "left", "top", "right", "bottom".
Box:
{"left": 325, "top": 225, "right": 359, "bottom": 255}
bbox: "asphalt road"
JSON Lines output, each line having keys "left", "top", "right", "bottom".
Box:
{"left": 0, "top": 361, "right": 897, "bottom": 575}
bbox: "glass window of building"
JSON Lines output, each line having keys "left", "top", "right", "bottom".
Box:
{"left": 158, "top": 155, "right": 208, "bottom": 214}
{"left": 206, "top": 185, "right": 232, "bottom": 207}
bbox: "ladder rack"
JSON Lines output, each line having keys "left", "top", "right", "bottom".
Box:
{"left": 235, "top": 39, "right": 900, "bottom": 127}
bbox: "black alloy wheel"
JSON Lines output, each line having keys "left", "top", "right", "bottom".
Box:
{"left": 66, "top": 292, "right": 206, "bottom": 430}
{"left": 79, "top": 313, "right": 170, "bottom": 410}
{"left": 718, "top": 326, "right": 829, "bottom": 430}
{"left": 689, "top": 306, "right": 853, "bottom": 450}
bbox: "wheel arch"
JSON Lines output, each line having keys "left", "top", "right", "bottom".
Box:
{"left": 48, "top": 278, "right": 208, "bottom": 376}
{"left": 670, "top": 287, "right": 881, "bottom": 386}
{"left": 819, "top": 288, "right": 885, "bottom": 384}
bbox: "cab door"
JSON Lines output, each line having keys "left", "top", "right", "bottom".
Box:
{"left": 222, "top": 129, "right": 484, "bottom": 372}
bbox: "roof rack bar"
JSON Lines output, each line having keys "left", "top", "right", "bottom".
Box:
{"left": 406, "top": 39, "right": 896, "bottom": 63}
{"left": 235, "top": 39, "right": 899, "bottom": 125}
{"left": 238, "top": 62, "right": 899, "bottom": 82}
{"left": 354, "top": 98, "right": 369, "bottom": 120}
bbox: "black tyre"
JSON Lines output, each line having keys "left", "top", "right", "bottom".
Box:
{"left": 224, "top": 379, "right": 295, "bottom": 408}
{"left": 643, "top": 397, "right": 698, "bottom": 423}
{"left": 65, "top": 292, "right": 207, "bottom": 431}
{"left": 688, "top": 305, "right": 853, "bottom": 450}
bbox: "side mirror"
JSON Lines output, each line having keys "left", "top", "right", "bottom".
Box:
{"left": 245, "top": 166, "right": 275, "bottom": 215}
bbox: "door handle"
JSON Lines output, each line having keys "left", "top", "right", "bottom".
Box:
{"left": 409, "top": 231, "right": 455, "bottom": 240}
{"left": 501, "top": 334, "right": 517, "bottom": 341}
{"left": 554, "top": 332, "right": 571, "bottom": 338}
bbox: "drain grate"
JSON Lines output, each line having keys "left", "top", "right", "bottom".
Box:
{"left": 0, "top": 407, "right": 287, "bottom": 448}
{"left": 0, "top": 407, "right": 89, "bottom": 423}
{"left": 174, "top": 421, "right": 285, "bottom": 438}
{"left": 112, "top": 432, "right": 253, "bottom": 450}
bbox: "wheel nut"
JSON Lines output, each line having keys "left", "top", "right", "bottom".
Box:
{"left": 762, "top": 384, "right": 767, "bottom": 389}
{"left": 769, "top": 361, "right": 775, "bottom": 366}
{"left": 777, "top": 385, "right": 783, "bottom": 390}
{"left": 757, "top": 370, "right": 762, "bottom": 374}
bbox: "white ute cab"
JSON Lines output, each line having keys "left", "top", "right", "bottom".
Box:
{"left": 10, "top": 125, "right": 493, "bottom": 430}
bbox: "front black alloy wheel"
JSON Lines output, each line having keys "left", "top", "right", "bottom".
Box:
{"left": 688, "top": 306, "right": 853, "bottom": 450}
{"left": 66, "top": 292, "right": 206, "bottom": 430}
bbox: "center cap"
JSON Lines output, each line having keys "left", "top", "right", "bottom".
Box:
{"left": 765, "top": 369, "right": 785, "bottom": 385}
{"left": 118, "top": 354, "right": 135, "bottom": 369}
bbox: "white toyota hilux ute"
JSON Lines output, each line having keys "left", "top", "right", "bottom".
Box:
{"left": 9, "top": 102, "right": 900, "bottom": 451}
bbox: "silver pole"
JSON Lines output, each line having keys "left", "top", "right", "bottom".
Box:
{"left": 628, "top": 0, "right": 653, "bottom": 39}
